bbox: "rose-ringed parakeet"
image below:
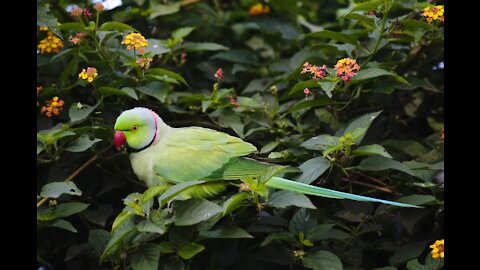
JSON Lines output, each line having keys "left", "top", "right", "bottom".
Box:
{"left": 113, "top": 107, "right": 419, "bottom": 208}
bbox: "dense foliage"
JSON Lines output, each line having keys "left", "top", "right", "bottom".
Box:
{"left": 37, "top": 0, "right": 444, "bottom": 269}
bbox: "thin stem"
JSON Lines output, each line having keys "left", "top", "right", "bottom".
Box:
{"left": 361, "top": 0, "right": 389, "bottom": 66}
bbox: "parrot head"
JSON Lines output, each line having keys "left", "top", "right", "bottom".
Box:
{"left": 114, "top": 107, "right": 159, "bottom": 152}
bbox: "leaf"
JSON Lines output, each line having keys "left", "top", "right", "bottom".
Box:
{"left": 88, "top": 229, "right": 111, "bottom": 257}
{"left": 143, "top": 39, "right": 171, "bottom": 55}
{"left": 177, "top": 242, "right": 205, "bottom": 260}
{"left": 304, "top": 30, "right": 358, "bottom": 44}
{"left": 136, "top": 81, "right": 170, "bottom": 102}
{"left": 100, "top": 22, "right": 135, "bottom": 31}
{"left": 352, "top": 144, "right": 393, "bottom": 158}
{"left": 111, "top": 211, "right": 134, "bottom": 232}
{"left": 158, "top": 242, "right": 175, "bottom": 254}
{"left": 303, "top": 250, "right": 343, "bottom": 270}
{"left": 37, "top": 202, "right": 90, "bottom": 221}
{"left": 358, "top": 156, "right": 415, "bottom": 176}
{"left": 395, "top": 195, "right": 437, "bottom": 206}
{"left": 69, "top": 102, "right": 100, "bottom": 123}
{"left": 301, "top": 134, "right": 340, "bottom": 151}
{"left": 199, "top": 227, "right": 253, "bottom": 239}
{"left": 222, "top": 192, "right": 251, "bottom": 216}
{"left": 65, "top": 243, "right": 91, "bottom": 261}
{"left": 318, "top": 80, "right": 338, "bottom": 98}
{"left": 268, "top": 190, "right": 316, "bottom": 209}
{"left": 163, "top": 257, "right": 185, "bottom": 270}
{"left": 211, "top": 50, "right": 259, "bottom": 65}
{"left": 158, "top": 180, "right": 205, "bottom": 206}
{"left": 216, "top": 109, "right": 244, "bottom": 138}
{"left": 46, "top": 219, "right": 77, "bottom": 233}
{"left": 261, "top": 232, "right": 296, "bottom": 247}
{"left": 288, "top": 80, "right": 320, "bottom": 95}
{"left": 83, "top": 205, "right": 114, "bottom": 227}
{"left": 286, "top": 98, "right": 337, "bottom": 114}
{"left": 98, "top": 86, "right": 139, "bottom": 100}
{"left": 37, "top": 6, "right": 61, "bottom": 37}
{"left": 142, "top": 186, "right": 169, "bottom": 204}
{"left": 184, "top": 42, "right": 229, "bottom": 52}
{"left": 150, "top": 2, "right": 181, "bottom": 18}
{"left": 40, "top": 182, "right": 82, "bottom": 198}
{"left": 351, "top": 68, "right": 395, "bottom": 82}
{"left": 100, "top": 214, "right": 136, "bottom": 262}
{"left": 64, "top": 135, "right": 102, "bottom": 152}
{"left": 172, "top": 27, "right": 195, "bottom": 40}
{"left": 344, "top": 111, "right": 382, "bottom": 144}
{"left": 131, "top": 244, "right": 161, "bottom": 270}
{"left": 295, "top": 156, "right": 331, "bottom": 184}
{"left": 59, "top": 22, "right": 85, "bottom": 31}
{"left": 147, "top": 68, "right": 188, "bottom": 86}
{"left": 341, "top": 0, "right": 381, "bottom": 17}
{"left": 389, "top": 241, "right": 428, "bottom": 266}
{"left": 174, "top": 198, "right": 222, "bottom": 226}
{"left": 260, "top": 141, "right": 280, "bottom": 154}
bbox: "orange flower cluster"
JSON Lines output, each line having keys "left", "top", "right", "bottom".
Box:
{"left": 422, "top": 5, "right": 444, "bottom": 23}
{"left": 301, "top": 62, "right": 327, "bottom": 81}
{"left": 38, "top": 31, "right": 64, "bottom": 54}
{"left": 248, "top": 3, "right": 270, "bottom": 16}
{"left": 334, "top": 58, "right": 360, "bottom": 82}
{"left": 430, "top": 239, "right": 444, "bottom": 259}
{"left": 41, "top": 96, "right": 65, "bottom": 118}
{"left": 121, "top": 33, "right": 149, "bottom": 55}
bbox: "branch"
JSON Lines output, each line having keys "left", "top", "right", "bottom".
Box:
{"left": 341, "top": 177, "right": 394, "bottom": 194}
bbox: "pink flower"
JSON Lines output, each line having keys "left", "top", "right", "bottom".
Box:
{"left": 214, "top": 68, "right": 223, "bottom": 80}
{"left": 83, "top": 8, "right": 92, "bottom": 17}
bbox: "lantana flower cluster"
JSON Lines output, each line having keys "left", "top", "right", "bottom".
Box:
{"left": 422, "top": 5, "right": 444, "bottom": 23}
{"left": 38, "top": 31, "right": 64, "bottom": 54}
{"left": 248, "top": 3, "right": 270, "bottom": 16}
{"left": 430, "top": 239, "right": 444, "bottom": 259}
{"left": 301, "top": 62, "right": 327, "bottom": 81}
{"left": 41, "top": 96, "right": 65, "bottom": 118}
{"left": 121, "top": 32, "right": 149, "bottom": 55}
{"left": 78, "top": 67, "right": 98, "bottom": 83}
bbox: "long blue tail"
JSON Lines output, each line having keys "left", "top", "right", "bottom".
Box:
{"left": 266, "top": 177, "right": 421, "bottom": 208}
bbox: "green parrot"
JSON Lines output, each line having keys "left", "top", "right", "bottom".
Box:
{"left": 113, "top": 107, "right": 419, "bottom": 208}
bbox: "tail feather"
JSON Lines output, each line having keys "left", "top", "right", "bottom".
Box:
{"left": 266, "top": 177, "right": 421, "bottom": 208}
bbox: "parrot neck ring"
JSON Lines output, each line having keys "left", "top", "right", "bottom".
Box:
{"left": 114, "top": 111, "right": 159, "bottom": 153}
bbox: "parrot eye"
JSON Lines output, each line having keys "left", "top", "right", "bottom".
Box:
{"left": 132, "top": 125, "right": 139, "bottom": 131}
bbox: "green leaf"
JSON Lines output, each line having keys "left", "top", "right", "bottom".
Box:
{"left": 199, "top": 226, "right": 253, "bottom": 239}
{"left": 184, "top": 42, "right": 229, "bottom": 52}
{"left": 147, "top": 68, "right": 188, "bottom": 86}
{"left": 88, "top": 229, "right": 111, "bottom": 257}
{"left": 142, "top": 186, "right": 169, "bottom": 204}
{"left": 286, "top": 98, "right": 337, "bottom": 114}
{"left": 301, "top": 134, "right": 340, "bottom": 151}
{"left": 37, "top": 6, "right": 61, "bottom": 37}
{"left": 69, "top": 101, "right": 100, "bottom": 123}
{"left": 343, "top": 13, "right": 375, "bottom": 25}
{"left": 37, "top": 202, "right": 90, "bottom": 221}
{"left": 59, "top": 22, "right": 85, "bottom": 31}
{"left": 344, "top": 111, "right": 382, "bottom": 144}
{"left": 288, "top": 80, "right": 320, "bottom": 95}
{"left": 100, "top": 214, "right": 136, "bottom": 262}
{"left": 177, "top": 242, "right": 205, "bottom": 260}
{"left": 131, "top": 244, "right": 161, "bottom": 270}
{"left": 150, "top": 2, "right": 181, "bottom": 18}
{"left": 261, "top": 232, "right": 296, "bottom": 247}
{"left": 136, "top": 82, "right": 170, "bottom": 103}
{"left": 211, "top": 50, "right": 259, "bottom": 65}
{"left": 174, "top": 198, "right": 222, "bottom": 226}
{"left": 40, "top": 182, "right": 82, "bottom": 198}
{"left": 260, "top": 141, "right": 280, "bottom": 154}
{"left": 222, "top": 192, "right": 251, "bottom": 216}
{"left": 358, "top": 156, "right": 415, "bottom": 176}
{"left": 304, "top": 30, "right": 358, "bottom": 45}
{"left": 295, "top": 156, "right": 331, "bottom": 184}
{"left": 341, "top": 0, "right": 381, "bottom": 17}
{"left": 137, "top": 217, "right": 165, "bottom": 234}
{"left": 406, "top": 256, "right": 443, "bottom": 270}
{"left": 172, "top": 27, "right": 195, "bottom": 40}
{"left": 111, "top": 211, "right": 134, "bottom": 232}
{"left": 158, "top": 242, "right": 175, "bottom": 254}
{"left": 303, "top": 250, "right": 343, "bottom": 270}
{"left": 143, "top": 39, "right": 171, "bottom": 55}
{"left": 163, "top": 257, "right": 185, "bottom": 270}
{"left": 389, "top": 241, "right": 428, "bottom": 266}
{"left": 46, "top": 219, "right": 77, "bottom": 233}
{"left": 64, "top": 135, "right": 102, "bottom": 152}
{"left": 98, "top": 86, "right": 139, "bottom": 100}
{"left": 395, "top": 195, "right": 437, "bottom": 206}
{"left": 351, "top": 68, "right": 395, "bottom": 82}
{"left": 216, "top": 109, "right": 244, "bottom": 138}
{"left": 318, "top": 80, "right": 338, "bottom": 98}
{"left": 352, "top": 144, "right": 392, "bottom": 158}
{"left": 100, "top": 22, "right": 135, "bottom": 31}
{"left": 268, "top": 190, "right": 316, "bottom": 209}
{"left": 158, "top": 180, "right": 205, "bottom": 206}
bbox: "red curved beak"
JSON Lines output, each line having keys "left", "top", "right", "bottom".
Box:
{"left": 114, "top": 131, "right": 127, "bottom": 151}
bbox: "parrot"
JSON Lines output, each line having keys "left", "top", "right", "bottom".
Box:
{"left": 113, "top": 107, "right": 419, "bottom": 208}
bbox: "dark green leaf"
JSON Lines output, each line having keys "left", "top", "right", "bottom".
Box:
{"left": 101, "top": 22, "right": 135, "bottom": 31}
{"left": 131, "top": 244, "right": 161, "bottom": 270}
{"left": 174, "top": 198, "right": 222, "bottom": 226}
{"left": 64, "top": 135, "right": 102, "bottom": 152}
{"left": 268, "top": 190, "right": 316, "bottom": 209}
{"left": 199, "top": 226, "right": 253, "bottom": 239}
{"left": 358, "top": 156, "right": 415, "bottom": 176}
{"left": 147, "top": 68, "right": 188, "bottom": 86}
{"left": 184, "top": 42, "right": 229, "bottom": 52}
{"left": 98, "top": 86, "right": 139, "bottom": 100}
{"left": 177, "top": 242, "right": 205, "bottom": 260}
{"left": 352, "top": 144, "right": 392, "bottom": 158}
{"left": 172, "top": 27, "right": 195, "bottom": 40}
{"left": 351, "top": 68, "right": 395, "bottom": 82}
{"left": 88, "top": 229, "right": 111, "bottom": 257}
{"left": 303, "top": 250, "right": 343, "bottom": 270}
{"left": 222, "top": 192, "right": 251, "bottom": 216}
{"left": 211, "top": 50, "right": 259, "bottom": 65}
{"left": 46, "top": 219, "right": 77, "bottom": 233}
{"left": 341, "top": 0, "right": 381, "bottom": 17}
{"left": 389, "top": 241, "right": 428, "bottom": 266}
{"left": 150, "top": 3, "right": 181, "bottom": 18}
{"left": 136, "top": 82, "right": 170, "bottom": 102}
{"left": 69, "top": 102, "right": 100, "bottom": 123}
{"left": 301, "top": 134, "right": 340, "bottom": 151}
{"left": 296, "top": 156, "right": 330, "bottom": 184}
{"left": 288, "top": 80, "right": 320, "bottom": 95}
{"left": 344, "top": 111, "right": 382, "bottom": 144}
{"left": 305, "top": 30, "right": 358, "bottom": 44}
{"left": 59, "top": 22, "right": 85, "bottom": 31}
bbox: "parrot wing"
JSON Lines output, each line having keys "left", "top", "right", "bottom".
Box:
{"left": 152, "top": 127, "right": 257, "bottom": 183}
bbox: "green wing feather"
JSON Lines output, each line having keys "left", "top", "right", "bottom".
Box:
{"left": 266, "top": 177, "right": 420, "bottom": 208}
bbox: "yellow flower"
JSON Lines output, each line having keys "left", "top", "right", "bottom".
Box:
{"left": 78, "top": 67, "right": 98, "bottom": 83}
{"left": 41, "top": 96, "right": 65, "bottom": 118}
{"left": 248, "top": 3, "right": 270, "bottom": 16}
{"left": 121, "top": 33, "right": 149, "bottom": 55}
{"left": 334, "top": 58, "right": 361, "bottom": 82}
{"left": 37, "top": 31, "right": 64, "bottom": 54}
{"left": 39, "top": 26, "right": 49, "bottom": 31}
{"left": 429, "top": 239, "right": 444, "bottom": 259}
{"left": 422, "top": 5, "right": 444, "bottom": 23}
